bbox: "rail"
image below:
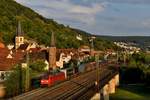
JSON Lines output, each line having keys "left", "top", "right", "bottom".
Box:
{"left": 13, "top": 64, "right": 119, "bottom": 100}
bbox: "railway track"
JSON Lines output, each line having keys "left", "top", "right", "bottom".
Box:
{"left": 50, "top": 72, "right": 97, "bottom": 100}
{"left": 13, "top": 69, "right": 98, "bottom": 100}
{"left": 13, "top": 65, "right": 118, "bottom": 100}
{"left": 13, "top": 80, "right": 71, "bottom": 100}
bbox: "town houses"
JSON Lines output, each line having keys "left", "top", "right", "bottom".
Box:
{"left": 114, "top": 42, "right": 141, "bottom": 54}
{"left": 0, "top": 21, "right": 97, "bottom": 82}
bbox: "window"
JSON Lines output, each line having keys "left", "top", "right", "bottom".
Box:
{"left": 20, "top": 38, "right": 22, "bottom": 42}
{"left": 0, "top": 72, "right": 5, "bottom": 80}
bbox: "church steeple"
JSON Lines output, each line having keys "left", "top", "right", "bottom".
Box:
{"left": 16, "top": 21, "right": 23, "bottom": 36}
{"left": 50, "top": 31, "right": 55, "bottom": 47}
{"left": 49, "top": 31, "right": 56, "bottom": 70}
{"left": 15, "top": 21, "right": 24, "bottom": 49}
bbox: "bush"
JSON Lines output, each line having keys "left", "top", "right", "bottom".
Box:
{"left": 120, "top": 67, "right": 144, "bottom": 84}
{"left": 4, "top": 65, "right": 26, "bottom": 97}
{"left": 29, "top": 60, "right": 46, "bottom": 72}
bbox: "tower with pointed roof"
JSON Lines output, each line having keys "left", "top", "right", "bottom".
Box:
{"left": 49, "top": 31, "right": 56, "bottom": 70}
{"left": 15, "top": 21, "right": 24, "bottom": 49}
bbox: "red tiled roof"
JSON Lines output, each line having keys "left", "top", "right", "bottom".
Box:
{"left": 0, "top": 47, "right": 91, "bottom": 71}
{"left": 29, "top": 47, "right": 41, "bottom": 53}
{"left": 0, "top": 42, "right": 5, "bottom": 48}
{"left": 0, "top": 48, "right": 25, "bottom": 71}
{"left": 0, "top": 48, "right": 9, "bottom": 58}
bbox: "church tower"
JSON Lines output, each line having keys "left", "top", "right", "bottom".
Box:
{"left": 49, "top": 31, "right": 56, "bottom": 70}
{"left": 15, "top": 21, "right": 24, "bottom": 49}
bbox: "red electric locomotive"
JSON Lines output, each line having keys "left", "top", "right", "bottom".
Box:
{"left": 40, "top": 70, "right": 65, "bottom": 87}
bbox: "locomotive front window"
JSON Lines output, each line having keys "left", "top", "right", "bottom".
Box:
{"left": 49, "top": 69, "right": 60, "bottom": 75}
{"left": 42, "top": 75, "right": 49, "bottom": 79}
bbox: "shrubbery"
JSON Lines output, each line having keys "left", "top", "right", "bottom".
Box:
{"left": 29, "top": 60, "right": 46, "bottom": 72}
{"left": 119, "top": 52, "right": 150, "bottom": 85}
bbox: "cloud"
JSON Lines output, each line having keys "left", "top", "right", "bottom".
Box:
{"left": 15, "top": 0, "right": 104, "bottom": 25}
{"left": 15, "top": 0, "right": 150, "bottom": 36}
{"left": 69, "top": 4, "right": 104, "bottom": 14}
{"left": 79, "top": 0, "right": 150, "bottom": 4}
{"left": 142, "top": 19, "right": 150, "bottom": 28}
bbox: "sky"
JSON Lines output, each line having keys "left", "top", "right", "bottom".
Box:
{"left": 15, "top": 0, "right": 150, "bottom": 36}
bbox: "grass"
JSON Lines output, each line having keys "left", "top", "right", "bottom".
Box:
{"left": 110, "top": 84, "right": 150, "bottom": 100}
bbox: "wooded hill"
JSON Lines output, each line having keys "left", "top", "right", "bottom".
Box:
{"left": 0, "top": 0, "right": 116, "bottom": 50}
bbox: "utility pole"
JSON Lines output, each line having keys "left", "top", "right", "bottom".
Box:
{"left": 123, "top": 50, "right": 126, "bottom": 64}
{"left": 89, "top": 36, "right": 96, "bottom": 56}
{"left": 116, "top": 51, "right": 119, "bottom": 64}
{"left": 18, "top": 64, "right": 22, "bottom": 94}
{"left": 95, "top": 54, "right": 100, "bottom": 92}
{"left": 25, "top": 51, "right": 30, "bottom": 92}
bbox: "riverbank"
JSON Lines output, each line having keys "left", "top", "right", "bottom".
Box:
{"left": 110, "top": 84, "right": 150, "bottom": 100}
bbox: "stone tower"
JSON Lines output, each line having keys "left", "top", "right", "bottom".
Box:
{"left": 49, "top": 31, "right": 56, "bottom": 70}
{"left": 15, "top": 21, "right": 24, "bottom": 49}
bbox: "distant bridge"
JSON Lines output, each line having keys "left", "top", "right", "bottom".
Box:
{"left": 14, "top": 63, "right": 119, "bottom": 100}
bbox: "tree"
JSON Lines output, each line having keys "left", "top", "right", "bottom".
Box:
{"left": 29, "top": 60, "right": 46, "bottom": 72}
{"left": 128, "top": 58, "right": 137, "bottom": 68}
{"left": 4, "top": 65, "right": 25, "bottom": 97}
{"left": 145, "top": 54, "right": 150, "bottom": 64}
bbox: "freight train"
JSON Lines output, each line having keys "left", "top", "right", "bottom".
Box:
{"left": 40, "top": 61, "right": 97, "bottom": 87}
{"left": 39, "top": 60, "right": 116, "bottom": 87}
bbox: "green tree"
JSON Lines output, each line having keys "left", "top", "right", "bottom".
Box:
{"left": 145, "top": 54, "right": 150, "bottom": 64}
{"left": 4, "top": 65, "right": 25, "bottom": 97}
{"left": 128, "top": 58, "right": 137, "bottom": 68}
{"left": 29, "top": 60, "right": 46, "bottom": 72}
